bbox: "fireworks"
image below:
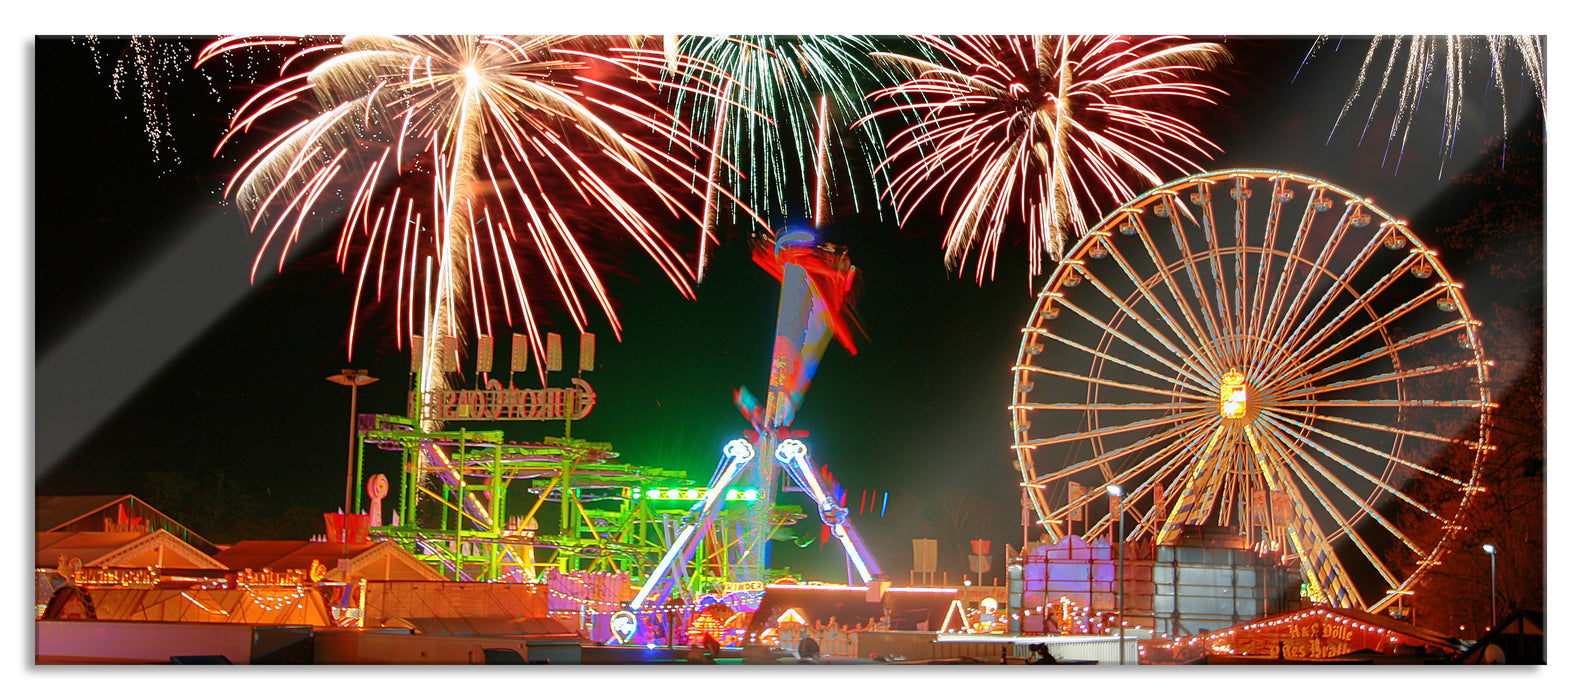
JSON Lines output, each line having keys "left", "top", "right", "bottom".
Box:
{"left": 864, "top": 35, "right": 1227, "bottom": 285}
{"left": 198, "top": 35, "right": 721, "bottom": 413}
{"left": 77, "top": 36, "right": 217, "bottom": 167}
{"left": 1306, "top": 35, "right": 1546, "bottom": 177}
{"left": 619, "top": 36, "right": 925, "bottom": 277}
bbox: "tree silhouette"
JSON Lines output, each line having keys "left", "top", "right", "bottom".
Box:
{"left": 1382, "top": 126, "right": 1544, "bottom": 636}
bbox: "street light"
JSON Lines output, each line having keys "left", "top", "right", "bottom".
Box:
{"left": 328, "top": 369, "right": 378, "bottom": 535}
{"left": 1481, "top": 543, "right": 1497, "bottom": 631}
{"left": 1106, "top": 483, "right": 1125, "bottom": 665}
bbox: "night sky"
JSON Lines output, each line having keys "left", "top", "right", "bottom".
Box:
{"left": 29, "top": 32, "right": 1551, "bottom": 592}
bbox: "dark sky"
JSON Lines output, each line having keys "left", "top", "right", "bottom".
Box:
{"left": 31, "top": 35, "right": 1545, "bottom": 584}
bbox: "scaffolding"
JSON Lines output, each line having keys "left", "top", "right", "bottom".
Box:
{"left": 353, "top": 413, "right": 807, "bottom": 590}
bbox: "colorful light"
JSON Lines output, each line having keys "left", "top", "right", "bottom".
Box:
{"left": 1306, "top": 35, "right": 1545, "bottom": 177}
{"left": 197, "top": 35, "right": 723, "bottom": 391}
{"left": 864, "top": 35, "right": 1226, "bottom": 284}
{"left": 1219, "top": 369, "right": 1248, "bottom": 419}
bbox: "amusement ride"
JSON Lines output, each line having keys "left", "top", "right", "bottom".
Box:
{"left": 329, "top": 96, "right": 887, "bottom": 646}
{"left": 1011, "top": 169, "right": 1495, "bottom": 615}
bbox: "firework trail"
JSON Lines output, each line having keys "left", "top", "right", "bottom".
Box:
{"left": 863, "top": 35, "right": 1227, "bottom": 286}
{"left": 77, "top": 36, "right": 219, "bottom": 167}
{"left": 618, "top": 35, "right": 928, "bottom": 278}
{"left": 199, "top": 35, "right": 723, "bottom": 428}
{"left": 1305, "top": 35, "right": 1546, "bottom": 177}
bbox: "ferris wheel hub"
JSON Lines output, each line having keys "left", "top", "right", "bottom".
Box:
{"left": 1219, "top": 369, "right": 1249, "bottom": 420}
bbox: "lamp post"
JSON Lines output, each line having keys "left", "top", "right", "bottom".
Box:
{"left": 1106, "top": 483, "right": 1125, "bottom": 665}
{"left": 1481, "top": 543, "right": 1497, "bottom": 631}
{"left": 328, "top": 370, "right": 378, "bottom": 533}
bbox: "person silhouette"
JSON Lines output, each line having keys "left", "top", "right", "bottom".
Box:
{"left": 1029, "top": 642, "right": 1057, "bottom": 664}
{"left": 799, "top": 634, "right": 821, "bottom": 660}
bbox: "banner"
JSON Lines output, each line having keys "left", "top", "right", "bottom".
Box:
{"left": 441, "top": 335, "right": 459, "bottom": 372}
{"left": 511, "top": 333, "right": 528, "bottom": 373}
{"left": 579, "top": 332, "right": 596, "bottom": 372}
{"left": 969, "top": 555, "right": 991, "bottom": 575}
{"left": 477, "top": 334, "right": 493, "bottom": 373}
{"left": 1068, "top": 482, "right": 1086, "bottom": 530}
{"left": 547, "top": 333, "right": 563, "bottom": 372}
{"left": 912, "top": 538, "right": 937, "bottom": 574}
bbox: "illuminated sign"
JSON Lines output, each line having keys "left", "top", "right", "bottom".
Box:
{"left": 420, "top": 377, "right": 596, "bottom": 421}
{"left": 626, "top": 486, "right": 759, "bottom": 502}
{"left": 610, "top": 610, "right": 638, "bottom": 644}
{"left": 71, "top": 566, "right": 161, "bottom": 587}
{"left": 722, "top": 581, "right": 766, "bottom": 595}
{"left": 234, "top": 567, "right": 308, "bottom": 587}
{"left": 1229, "top": 617, "right": 1364, "bottom": 660}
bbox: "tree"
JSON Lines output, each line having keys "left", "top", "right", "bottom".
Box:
{"left": 1382, "top": 126, "right": 1544, "bottom": 636}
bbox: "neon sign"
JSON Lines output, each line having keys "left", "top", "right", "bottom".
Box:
{"left": 234, "top": 567, "right": 308, "bottom": 587}
{"left": 626, "top": 486, "right": 759, "bottom": 502}
{"left": 420, "top": 378, "right": 596, "bottom": 421}
{"left": 722, "top": 581, "right": 766, "bottom": 594}
{"left": 71, "top": 566, "right": 160, "bottom": 587}
{"left": 610, "top": 610, "right": 638, "bottom": 644}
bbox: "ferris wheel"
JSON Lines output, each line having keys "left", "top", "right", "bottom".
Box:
{"left": 1010, "top": 169, "right": 1494, "bottom": 614}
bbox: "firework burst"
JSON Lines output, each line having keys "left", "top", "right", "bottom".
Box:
{"left": 864, "top": 35, "right": 1227, "bottom": 285}
{"left": 1306, "top": 35, "right": 1546, "bottom": 177}
{"left": 199, "top": 35, "right": 722, "bottom": 421}
{"left": 617, "top": 35, "right": 928, "bottom": 277}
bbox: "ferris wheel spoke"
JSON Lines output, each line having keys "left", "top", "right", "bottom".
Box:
{"left": 1260, "top": 208, "right": 1380, "bottom": 358}
{"left": 1026, "top": 415, "right": 1215, "bottom": 484}
{"left": 1257, "top": 418, "right": 1424, "bottom": 574}
{"left": 1253, "top": 185, "right": 1325, "bottom": 340}
{"left": 1221, "top": 447, "right": 1262, "bottom": 529}
{"left": 1016, "top": 408, "right": 1216, "bottom": 450}
{"left": 1156, "top": 424, "right": 1233, "bottom": 545}
{"left": 1071, "top": 418, "right": 1222, "bottom": 541}
{"left": 1256, "top": 227, "right": 1395, "bottom": 380}
{"left": 1247, "top": 198, "right": 1358, "bottom": 378}
{"left": 1026, "top": 294, "right": 1216, "bottom": 391}
{"left": 1187, "top": 180, "right": 1239, "bottom": 341}
{"left": 1259, "top": 408, "right": 1449, "bottom": 528}
{"left": 1160, "top": 192, "right": 1231, "bottom": 346}
{"left": 1245, "top": 177, "right": 1297, "bottom": 344}
{"left": 1014, "top": 363, "right": 1206, "bottom": 402}
{"left": 1123, "top": 210, "right": 1221, "bottom": 360}
{"left": 1129, "top": 418, "right": 1228, "bottom": 541}
{"left": 1262, "top": 253, "right": 1418, "bottom": 380}
{"left": 1091, "top": 228, "right": 1223, "bottom": 382}
{"left": 1231, "top": 175, "right": 1253, "bottom": 336}
{"left": 1017, "top": 402, "right": 1201, "bottom": 411}
{"left": 1269, "top": 398, "right": 1485, "bottom": 409}
{"left": 1254, "top": 425, "right": 1391, "bottom": 604}
{"left": 1260, "top": 411, "right": 1454, "bottom": 512}
{"left": 1277, "top": 358, "right": 1487, "bottom": 401}
{"left": 1263, "top": 406, "right": 1470, "bottom": 454}
{"left": 1265, "top": 318, "right": 1476, "bottom": 395}
{"left": 1026, "top": 323, "right": 1211, "bottom": 395}
{"left": 1273, "top": 283, "right": 1444, "bottom": 384}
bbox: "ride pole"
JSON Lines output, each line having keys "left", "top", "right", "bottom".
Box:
{"left": 1107, "top": 483, "right": 1125, "bottom": 665}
